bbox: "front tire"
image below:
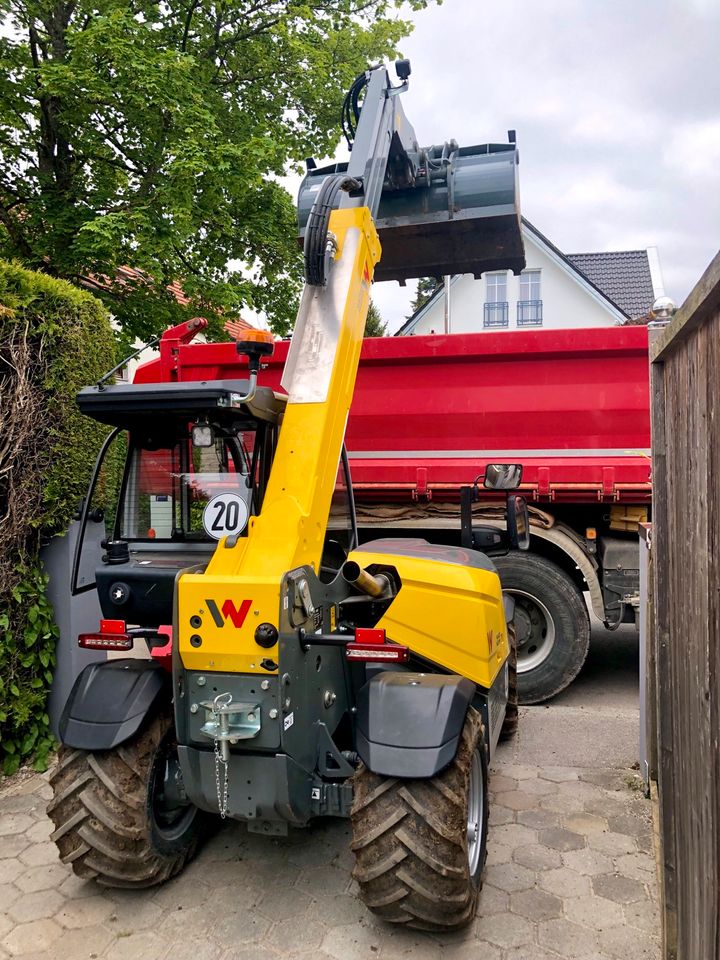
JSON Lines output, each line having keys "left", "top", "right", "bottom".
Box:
{"left": 48, "top": 711, "right": 211, "bottom": 888}
{"left": 350, "top": 706, "right": 488, "bottom": 931}
{"left": 493, "top": 552, "right": 590, "bottom": 704}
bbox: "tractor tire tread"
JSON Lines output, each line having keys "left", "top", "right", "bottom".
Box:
{"left": 350, "top": 706, "right": 487, "bottom": 931}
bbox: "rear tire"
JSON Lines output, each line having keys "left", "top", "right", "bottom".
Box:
{"left": 493, "top": 552, "right": 590, "bottom": 704}
{"left": 48, "top": 711, "right": 212, "bottom": 888}
{"left": 350, "top": 706, "right": 488, "bottom": 931}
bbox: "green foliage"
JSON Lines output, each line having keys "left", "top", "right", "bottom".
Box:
{"left": 0, "top": 259, "right": 116, "bottom": 774}
{"left": 364, "top": 299, "right": 387, "bottom": 337}
{"left": 409, "top": 276, "right": 439, "bottom": 317}
{"left": 0, "top": 0, "right": 434, "bottom": 342}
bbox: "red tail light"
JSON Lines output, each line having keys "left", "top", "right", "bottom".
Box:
{"left": 346, "top": 628, "right": 409, "bottom": 663}
{"left": 78, "top": 619, "right": 133, "bottom": 651}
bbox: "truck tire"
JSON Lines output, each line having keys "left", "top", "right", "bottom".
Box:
{"left": 500, "top": 623, "right": 518, "bottom": 740}
{"left": 350, "top": 706, "right": 487, "bottom": 931}
{"left": 492, "top": 553, "right": 590, "bottom": 704}
{"left": 47, "top": 711, "right": 211, "bottom": 888}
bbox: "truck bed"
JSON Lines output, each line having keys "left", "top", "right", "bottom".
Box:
{"left": 137, "top": 326, "right": 651, "bottom": 505}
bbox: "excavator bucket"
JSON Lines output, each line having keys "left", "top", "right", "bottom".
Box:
{"left": 297, "top": 142, "right": 524, "bottom": 283}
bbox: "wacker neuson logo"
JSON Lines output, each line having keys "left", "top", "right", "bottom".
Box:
{"left": 205, "top": 599, "right": 252, "bottom": 628}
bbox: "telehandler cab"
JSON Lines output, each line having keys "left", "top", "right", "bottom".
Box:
{"left": 49, "top": 61, "right": 527, "bottom": 930}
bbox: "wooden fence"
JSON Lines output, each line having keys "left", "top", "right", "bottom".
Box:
{"left": 648, "top": 250, "right": 720, "bottom": 959}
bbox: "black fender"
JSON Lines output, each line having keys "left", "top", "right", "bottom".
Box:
{"left": 59, "top": 659, "right": 170, "bottom": 751}
{"left": 355, "top": 672, "right": 475, "bottom": 778}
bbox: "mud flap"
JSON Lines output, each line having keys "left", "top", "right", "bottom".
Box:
{"left": 59, "top": 659, "right": 170, "bottom": 750}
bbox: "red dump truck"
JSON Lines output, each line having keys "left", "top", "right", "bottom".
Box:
{"left": 136, "top": 322, "right": 651, "bottom": 703}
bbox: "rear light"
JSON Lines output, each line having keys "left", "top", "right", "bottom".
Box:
{"left": 78, "top": 619, "right": 134, "bottom": 651}
{"left": 346, "top": 629, "right": 409, "bottom": 663}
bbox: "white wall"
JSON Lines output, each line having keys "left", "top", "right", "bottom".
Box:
{"left": 409, "top": 230, "right": 621, "bottom": 335}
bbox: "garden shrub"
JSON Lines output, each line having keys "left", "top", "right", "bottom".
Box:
{"left": 0, "top": 261, "right": 116, "bottom": 773}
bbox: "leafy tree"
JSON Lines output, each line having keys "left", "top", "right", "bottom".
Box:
{"left": 0, "top": 0, "right": 431, "bottom": 344}
{"left": 408, "top": 276, "right": 439, "bottom": 317}
{"left": 364, "top": 298, "right": 386, "bottom": 337}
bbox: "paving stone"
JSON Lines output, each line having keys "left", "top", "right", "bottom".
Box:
{"left": 294, "top": 864, "right": 350, "bottom": 897}
{"left": 487, "top": 824, "right": 537, "bottom": 849}
{"left": 565, "top": 894, "right": 625, "bottom": 930}
{"left": 0, "top": 818, "right": 34, "bottom": 840}
{"left": 564, "top": 814, "right": 609, "bottom": 837}
{"left": 0, "top": 838, "right": 29, "bottom": 860}
{"left": 322, "top": 921, "right": 382, "bottom": 960}
{"left": 520, "top": 778, "right": 558, "bottom": 797}
{"left": 314, "top": 894, "right": 366, "bottom": 926}
{"left": 57, "top": 874, "right": 96, "bottom": 900}
{"left": 103, "top": 892, "right": 164, "bottom": 931}
{"left": 382, "top": 928, "right": 443, "bottom": 960}
{"left": 488, "top": 775, "right": 518, "bottom": 793}
{"left": 538, "top": 767, "right": 580, "bottom": 783}
{"left": 623, "top": 898, "right": 661, "bottom": 934}
{"left": 538, "top": 917, "right": 601, "bottom": 957}
{"left": 14, "top": 865, "right": 67, "bottom": 894}
{"left": 7, "top": 893, "right": 64, "bottom": 925}
{"left": 208, "top": 906, "right": 271, "bottom": 945}
{"left": 583, "top": 796, "right": 630, "bottom": 820}
{"left": 493, "top": 792, "right": 536, "bottom": 812}
{"left": 159, "top": 938, "right": 224, "bottom": 960}
{"left": 562, "top": 848, "right": 614, "bottom": 876}
{"left": 51, "top": 924, "right": 114, "bottom": 960}
{"left": 266, "top": 917, "right": 327, "bottom": 952}
{"left": 579, "top": 770, "right": 628, "bottom": 791}
{"left": 512, "top": 843, "right": 561, "bottom": 871}
{"left": 516, "top": 809, "right": 560, "bottom": 830}
{"left": 503, "top": 949, "right": 565, "bottom": 960}
{"left": 484, "top": 863, "right": 535, "bottom": 893}
{"left": 16, "top": 844, "right": 58, "bottom": 869}
{"left": 607, "top": 814, "right": 651, "bottom": 840}
{"left": 499, "top": 765, "right": 537, "bottom": 781}
{"left": 0, "top": 862, "right": 25, "bottom": 885}
{"left": 538, "top": 828, "right": 585, "bottom": 852}
{"left": 0, "top": 890, "right": 19, "bottom": 915}
{"left": 21, "top": 823, "right": 52, "bottom": 845}
{"left": 442, "top": 939, "right": 501, "bottom": 960}
{"left": 0, "top": 916, "right": 12, "bottom": 940}
{"left": 55, "top": 896, "right": 115, "bottom": 930}
{"left": 510, "top": 887, "right": 562, "bottom": 921}
{"left": 474, "top": 911, "right": 533, "bottom": 948}
{"left": 587, "top": 831, "right": 637, "bottom": 857}
{"left": 105, "top": 931, "right": 166, "bottom": 960}
{"left": 476, "top": 883, "right": 509, "bottom": 916}
{"left": 538, "top": 867, "right": 592, "bottom": 899}
{"left": 614, "top": 852, "right": 656, "bottom": 882}
{"left": 2, "top": 918, "right": 63, "bottom": 956}
{"left": 488, "top": 804, "right": 515, "bottom": 826}
{"left": 539, "top": 793, "right": 585, "bottom": 815}
{"left": 598, "top": 924, "right": 661, "bottom": 958}
{"left": 592, "top": 873, "right": 648, "bottom": 904}
{"left": 152, "top": 876, "right": 212, "bottom": 910}
{"left": 556, "top": 780, "right": 604, "bottom": 803}
{"left": 219, "top": 947, "right": 284, "bottom": 960}
{"left": 485, "top": 842, "right": 514, "bottom": 866}
{"left": 253, "top": 885, "right": 312, "bottom": 921}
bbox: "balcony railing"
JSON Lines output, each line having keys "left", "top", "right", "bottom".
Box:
{"left": 517, "top": 299, "right": 543, "bottom": 326}
{"left": 483, "top": 302, "right": 509, "bottom": 327}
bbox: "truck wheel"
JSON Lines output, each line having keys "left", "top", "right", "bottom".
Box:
{"left": 493, "top": 553, "right": 590, "bottom": 704}
{"left": 500, "top": 623, "right": 518, "bottom": 740}
{"left": 350, "top": 706, "right": 487, "bottom": 931}
{"left": 48, "top": 711, "right": 211, "bottom": 888}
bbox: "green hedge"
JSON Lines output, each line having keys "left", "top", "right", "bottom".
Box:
{"left": 0, "top": 261, "right": 116, "bottom": 773}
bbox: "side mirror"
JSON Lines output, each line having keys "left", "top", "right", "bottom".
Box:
{"left": 484, "top": 463, "right": 522, "bottom": 490}
{"left": 507, "top": 494, "right": 530, "bottom": 551}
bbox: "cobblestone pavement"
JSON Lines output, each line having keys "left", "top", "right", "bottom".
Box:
{"left": 0, "top": 735, "right": 660, "bottom": 960}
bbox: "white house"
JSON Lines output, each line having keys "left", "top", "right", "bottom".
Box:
{"left": 396, "top": 219, "right": 664, "bottom": 336}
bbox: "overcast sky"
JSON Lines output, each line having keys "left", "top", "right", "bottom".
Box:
{"left": 351, "top": 0, "right": 720, "bottom": 332}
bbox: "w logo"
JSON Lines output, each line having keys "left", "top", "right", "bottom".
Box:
{"left": 206, "top": 599, "right": 252, "bottom": 629}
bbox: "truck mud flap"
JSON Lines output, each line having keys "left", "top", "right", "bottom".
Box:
{"left": 59, "top": 659, "right": 170, "bottom": 751}
{"left": 355, "top": 672, "right": 475, "bottom": 778}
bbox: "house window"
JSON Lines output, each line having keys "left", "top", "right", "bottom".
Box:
{"left": 517, "top": 270, "right": 543, "bottom": 326}
{"left": 484, "top": 272, "right": 509, "bottom": 327}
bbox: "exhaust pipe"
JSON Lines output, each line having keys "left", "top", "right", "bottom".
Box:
{"left": 342, "top": 561, "right": 391, "bottom": 598}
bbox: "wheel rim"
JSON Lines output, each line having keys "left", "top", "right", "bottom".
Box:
{"left": 150, "top": 741, "right": 196, "bottom": 841}
{"left": 467, "top": 749, "right": 484, "bottom": 876}
{"left": 507, "top": 589, "right": 556, "bottom": 673}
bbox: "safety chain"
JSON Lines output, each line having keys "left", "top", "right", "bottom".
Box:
{"left": 211, "top": 692, "right": 232, "bottom": 818}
